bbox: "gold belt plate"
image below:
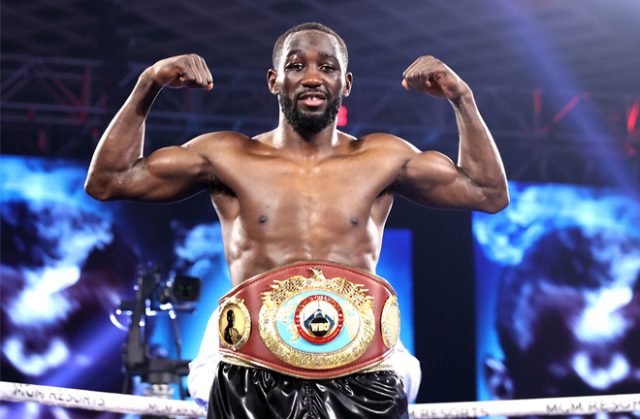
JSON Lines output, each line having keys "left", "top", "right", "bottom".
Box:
{"left": 259, "top": 268, "right": 375, "bottom": 370}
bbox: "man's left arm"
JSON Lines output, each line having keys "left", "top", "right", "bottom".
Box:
{"left": 394, "top": 55, "right": 509, "bottom": 213}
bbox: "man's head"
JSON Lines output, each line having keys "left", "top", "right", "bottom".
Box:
{"left": 485, "top": 227, "right": 640, "bottom": 415}
{"left": 226, "top": 309, "right": 235, "bottom": 326}
{"left": 268, "top": 22, "right": 352, "bottom": 137}
{"left": 272, "top": 22, "right": 348, "bottom": 71}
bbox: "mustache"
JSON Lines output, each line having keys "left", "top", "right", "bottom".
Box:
{"left": 295, "top": 89, "right": 331, "bottom": 100}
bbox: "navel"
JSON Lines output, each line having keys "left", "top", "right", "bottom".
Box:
{"left": 351, "top": 217, "right": 359, "bottom": 227}
{"left": 258, "top": 215, "right": 268, "bottom": 224}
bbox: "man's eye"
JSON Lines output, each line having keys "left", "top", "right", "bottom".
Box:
{"left": 320, "top": 65, "right": 335, "bottom": 71}
{"left": 287, "top": 63, "right": 303, "bottom": 70}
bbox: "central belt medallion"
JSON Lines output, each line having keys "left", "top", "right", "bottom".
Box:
{"left": 295, "top": 294, "right": 344, "bottom": 344}
{"left": 259, "top": 268, "right": 375, "bottom": 370}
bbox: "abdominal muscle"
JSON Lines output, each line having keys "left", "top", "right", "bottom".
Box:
{"left": 220, "top": 205, "right": 387, "bottom": 287}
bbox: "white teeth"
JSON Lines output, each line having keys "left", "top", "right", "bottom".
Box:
{"left": 300, "top": 94, "right": 324, "bottom": 100}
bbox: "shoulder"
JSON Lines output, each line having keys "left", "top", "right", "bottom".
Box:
{"left": 184, "top": 131, "right": 251, "bottom": 149}
{"left": 359, "top": 133, "right": 418, "bottom": 152}
{"left": 358, "top": 132, "right": 453, "bottom": 170}
{"left": 181, "top": 131, "right": 257, "bottom": 159}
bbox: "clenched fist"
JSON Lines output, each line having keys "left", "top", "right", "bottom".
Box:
{"left": 144, "top": 54, "right": 213, "bottom": 90}
{"left": 402, "top": 55, "right": 469, "bottom": 101}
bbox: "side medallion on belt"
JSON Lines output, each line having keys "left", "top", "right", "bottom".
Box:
{"left": 381, "top": 295, "right": 400, "bottom": 349}
{"left": 218, "top": 297, "right": 251, "bottom": 351}
{"left": 259, "top": 268, "right": 375, "bottom": 370}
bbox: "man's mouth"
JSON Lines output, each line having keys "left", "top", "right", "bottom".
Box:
{"left": 297, "top": 92, "right": 327, "bottom": 107}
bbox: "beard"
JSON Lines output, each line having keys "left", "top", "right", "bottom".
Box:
{"left": 279, "top": 93, "right": 342, "bottom": 137}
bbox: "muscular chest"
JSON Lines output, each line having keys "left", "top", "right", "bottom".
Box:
{"left": 212, "top": 153, "right": 394, "bottom": 224}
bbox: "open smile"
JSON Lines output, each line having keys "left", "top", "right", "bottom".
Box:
{"left": 297, "top": 92, "right": 327, "bottom": 108}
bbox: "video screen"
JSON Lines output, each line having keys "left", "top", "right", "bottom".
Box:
{"left": 473, "top": 181, "right": 640, "bottom": 403}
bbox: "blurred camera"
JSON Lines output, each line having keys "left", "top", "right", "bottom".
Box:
{"left": 157, "top": 274, "right": 200, "bottom": 304}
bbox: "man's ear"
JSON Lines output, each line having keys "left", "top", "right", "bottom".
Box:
{"left": 343, "top": 72, "right": 353, "bottom": 97}
{"left": 267, "top": 69, "right": 279, "bottom": 95}
{"left": 484, "top": 356, "right": 514, "bottom": 400}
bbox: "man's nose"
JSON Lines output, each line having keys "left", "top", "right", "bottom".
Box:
{"left": 301, "top": 68, "right": 322, "bottom": 87}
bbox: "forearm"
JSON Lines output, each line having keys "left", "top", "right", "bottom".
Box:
{"left": 400, "top": 55, "right": 508, "bottom": 212}
{"left": 85, "top": 70, "right": 161, "bottom": 199}
{"left": 451, "top": 91, "right": 509, "bottom": 209}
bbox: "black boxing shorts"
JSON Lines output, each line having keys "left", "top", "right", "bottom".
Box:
{"left": 207, "top": 361, "right": 409, "bottom": 419}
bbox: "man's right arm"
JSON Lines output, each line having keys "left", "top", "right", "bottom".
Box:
{"left": 85, "top": 54, "right": 217, "bottom": 202}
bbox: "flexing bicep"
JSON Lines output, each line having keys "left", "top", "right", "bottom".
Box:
{"left": 123, "top": 145, "right": 213, "bottom": 201}
{"left": 394, "top": 150, "right": 496, "bottom": 211}
{"left": 87, "top": 137, "right": 215, "bottom": 202}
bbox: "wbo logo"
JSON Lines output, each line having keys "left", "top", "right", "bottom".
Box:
{"left": 294, "top": 294, "right": 344, "bottom": 344}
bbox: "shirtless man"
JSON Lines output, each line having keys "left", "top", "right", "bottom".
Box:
{"left": 85, "top": 22, "right": 508, "bottom": 419}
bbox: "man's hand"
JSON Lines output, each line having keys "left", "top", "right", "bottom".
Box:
{"left": 402, "top": 55, "right": 469, "bottom": 101}
{"left": 145, "top": 54, "right": 214, "bottom": 90}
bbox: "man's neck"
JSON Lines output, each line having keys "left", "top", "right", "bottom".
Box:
{"left": 271, "top": 116, "right": 341, "bottom": 159}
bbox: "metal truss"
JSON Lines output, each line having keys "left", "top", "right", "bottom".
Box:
{"left": 2, "top": 54, "right": 638, "bottom": 185}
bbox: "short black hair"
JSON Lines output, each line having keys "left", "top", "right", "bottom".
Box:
{"left": 272, "top": 22, "right": 348, "bottom": 70}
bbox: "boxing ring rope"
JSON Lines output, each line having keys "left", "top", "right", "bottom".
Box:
{"left": 1, "top": 381, "right": 639, "bottom": 418}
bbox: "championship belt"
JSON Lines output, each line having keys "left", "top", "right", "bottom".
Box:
{"left": 217, "top": 261, "right": 400, "bottom": 379}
